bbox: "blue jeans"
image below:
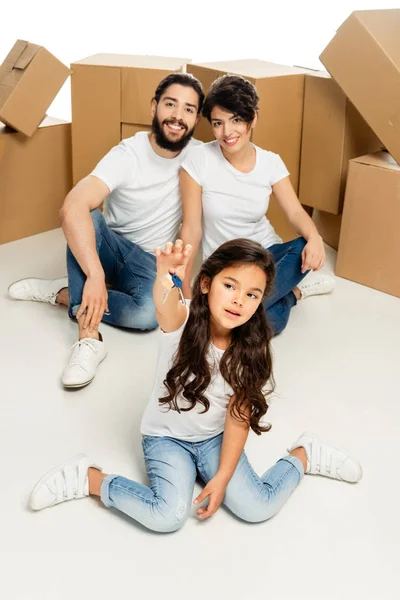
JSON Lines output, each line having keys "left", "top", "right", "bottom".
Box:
{"left": 67, "top": 209, "right": 158, "bottom": 330}
{"left": 265, "top": 237, "right": 308, "bottom": 335}
{"left": 100, "top": 433, "right": 304, "bottom": 533}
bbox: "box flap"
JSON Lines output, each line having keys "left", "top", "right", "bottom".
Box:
{"left": 14, "top": 43, "right": 41, "bottom": 70}
{"left": 190, "top": 59, "right": 306, "bottom": 78}
{"left": 0, "top": 138, "right": 5, "bottom": 164}
{"left": 72, "top": 53, "right": 190, "bottom": 69}
{"left": 352, "top": 151, "right": 400, "bottom": 171}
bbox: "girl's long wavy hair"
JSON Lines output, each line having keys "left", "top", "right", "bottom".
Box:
{"left": 159, "top": 239, "right": 276, "bottom": 435}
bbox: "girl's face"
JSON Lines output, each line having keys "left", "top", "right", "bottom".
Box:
{"left": 210, "top": 106, "right": 256, "bottom": 155}
{"left": 202, "top": 264, "right": 267, "bottom": 333}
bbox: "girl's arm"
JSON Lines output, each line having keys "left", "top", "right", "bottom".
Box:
{"left": 272, "top": 176, "right": 325, "bottom": 272}
{"left": 179, "top": 168, "right": 203, "bottom": 299}
{"left": 153, "top": 240, "right": 192, "bottom": 333}
{"left": 194, "top": 397, "right": 250, "bottom": 520}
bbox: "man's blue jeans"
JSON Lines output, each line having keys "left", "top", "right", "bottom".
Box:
{"left": 100, "top": 433, "right": 304, "bottom": 533}
{"left": 265, "top": 238, "right": 308, "bottom": 335}
{"left": 67, "top": 209, "right": 158, "bottom": 330}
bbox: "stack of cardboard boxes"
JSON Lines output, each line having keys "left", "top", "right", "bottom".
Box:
{"left": 317, "top": 9, "right": 400, "bottom": 298}
{"left": 1, "top": 8, "right": 399, "bottom": 297}
{"left": 0, "top": 40, "right": 70, "bottom": 244}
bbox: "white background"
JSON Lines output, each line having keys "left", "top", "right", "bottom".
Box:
{"left": 2, "top": 0, "right": 399, "bottom": 122}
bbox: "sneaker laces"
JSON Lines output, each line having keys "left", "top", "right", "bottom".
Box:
{"left": 28, "top": 290, "right": 56, "bottom": 302}
{"left": 68, "top": 339, "right": 99, "bottom": 372}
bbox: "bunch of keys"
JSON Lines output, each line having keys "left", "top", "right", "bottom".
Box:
{"left": 160, "top": 273, "right": 185, "bottom": 304}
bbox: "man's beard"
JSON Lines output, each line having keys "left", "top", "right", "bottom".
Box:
{"left": 152, "top": 113, "right": 195, "bottom": 152}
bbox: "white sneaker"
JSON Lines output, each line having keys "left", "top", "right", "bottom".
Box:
{"left": 288, "top": 432, "right": 362, "bottom": 483}
{"left": 297, "top": 273, "right": 335, "bottom": 300}
{"left": 62, "top": 337, "right": 107, "bottom": 388}
{"left": 29, "top": 454, "right": 102, "bottom": 511}
{"left": 8, "top": 277, "right": 68, "bottom": 305}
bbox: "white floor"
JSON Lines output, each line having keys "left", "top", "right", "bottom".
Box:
{"left": 1, "top": 228, "right": 400, "bottom": 600}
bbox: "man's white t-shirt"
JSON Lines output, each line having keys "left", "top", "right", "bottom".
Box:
{"left": 141, "top": 307, "right": 233, "bottom": 442}
{"left": 91, "top": 132, "right": 202, "bottom": 253}
{"left": 181, "top": 141, "right": 289, "bottom": 259}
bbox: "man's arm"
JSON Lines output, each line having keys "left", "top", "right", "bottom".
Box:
{"left": 60, "top": 175, "right": 111, "bottom": 331}
{"left": 179, "top": 168, "right": 203, "bottom": 299}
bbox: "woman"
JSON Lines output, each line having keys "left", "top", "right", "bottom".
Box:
{"left": 180, "top": 74, "right": 334, "bottom": 335}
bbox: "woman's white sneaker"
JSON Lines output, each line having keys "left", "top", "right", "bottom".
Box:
{"left": 288, "top": 432, "right": 363, "bottom": 483}
{"left": 62, "top": 337, "right": 107, "bottom": 388}
{"left": 29, "top": 454, "right": 102, "bottom": 511}
{"left": 298, "top": 273, "right": 335, "bottom": 300}
{"left": 8, "top": 277, "right": 68, "bottom": 304}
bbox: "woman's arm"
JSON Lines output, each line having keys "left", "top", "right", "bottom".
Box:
{"left": 180, "top": 168, "right": 203, "bottom": 298}
{"left": 272, "top": 176, "right": 325, "bottom": 272}
{"left": 194, "top": 397, "right": 250, "bottom": 519}
{"left": 153, "top": 240, "right": 192, "bottom": 333}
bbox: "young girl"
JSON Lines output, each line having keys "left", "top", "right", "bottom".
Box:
{"left": 29, "top": 239, "right": 361, "bottom": 531}
{"left": 180, "top": 74, "right": 335, "bottom": 335}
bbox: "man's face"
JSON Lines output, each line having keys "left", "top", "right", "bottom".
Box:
{"left": 151, "top": 83, "right": 200, "bottom": 152}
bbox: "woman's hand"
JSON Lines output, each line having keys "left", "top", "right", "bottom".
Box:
{"left": 194, "top": 473, "right": 228, "bottom": 520}
{"left": 154, "top": 239, "right": 192, "bottom": 280}
{"left": 301, "top": 235, "right": 325, "bottom": 273}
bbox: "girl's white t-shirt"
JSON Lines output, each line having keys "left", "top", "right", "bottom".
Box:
{"left": 91, "top": 132, "right": 201, "bottom": 254}
{"left": 140, "top": 307, "right": 233, "bottom": 442}
{"left": 181, "top": 141, "right": 289, "bottom": 259}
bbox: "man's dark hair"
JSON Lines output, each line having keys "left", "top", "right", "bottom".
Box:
{"left": 202, "top": 74, "right": 259, "bottom": 123}
{"left": 153, "top": 73, "right": 205, "bottom": 114}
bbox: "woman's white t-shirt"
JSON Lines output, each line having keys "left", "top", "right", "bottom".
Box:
{"left": 140, "top": 308, "right": 233, "bottom": 442}
{"left": 181, "top": 141, "right": 289, "bottom": 259}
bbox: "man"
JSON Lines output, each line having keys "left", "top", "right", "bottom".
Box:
{"left": 9, "top": 73, "right": 204, "bottom": 388}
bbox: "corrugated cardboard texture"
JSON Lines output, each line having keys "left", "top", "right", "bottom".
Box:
{"left": 71, "top": 54, "right": 189, "bottom": 185}
{"left": 71, "top": 65, "right": 121, "bottom": 184}
{"left": 0, "top": 117, "right": 72, "bottom": 244}
{"left": 299, "top": 75, "right": 381, "bottom": 214}
{"left": 121, "top": 123, "right": 151, "bottom": 139}
{"left": 312, "top": 209, "right": 342, "bottom": 250}
{"left": 336, "top": 152, "right": 400, "bottom": 297}
{"left": 320, "top": 9, "right": 400, "bottom": 165}
{"left": 187, "top": 60, "right": 307, "bottom": 241}
{"left": 0, "top": 40, "right": 70, "bottom": 136}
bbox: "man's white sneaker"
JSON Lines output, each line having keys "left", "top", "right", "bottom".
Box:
{"left": 288, "top": 432, "right": 362, "bottom": 483}
{"left": 297, "top": 273, "right": 335, "bottom": 300}
{"left": 62, "top": 337, "right": 107, "bottom": 388}
{"left": 8, "top": 277, "right": 68, "bottom": 305}
{"left": 29, "top": 454, "right": 102, "bottom": 511}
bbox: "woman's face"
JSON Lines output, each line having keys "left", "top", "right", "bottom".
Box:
{"left": 210, "top": 106, "right": 256, "bottom": 155}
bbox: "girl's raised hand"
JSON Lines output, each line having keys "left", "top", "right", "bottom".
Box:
{"left": 154, "top": 240, "right": 192, "bottom": 280}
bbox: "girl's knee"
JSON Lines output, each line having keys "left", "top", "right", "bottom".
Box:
{"left": 151, "top": 498, "right": 189, "bottom": 533}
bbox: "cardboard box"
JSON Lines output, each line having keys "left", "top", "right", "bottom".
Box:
{"left": 0, "top": 117, "right": 72, "bottom": 244}
{"left": 121, "top": 123, "right": 151, "bottom": 140}
{"left": 336, "top": 152, "right": 400, "bottom": 297}
{"left": 299, "top": 73, "right": 382, "bottom": 215}
{"left": 320, "top": 9, "right": 400, "bottom": 165}
{"left": 187, "top": 59, "right": 310, "bottom": 241}
{"left": 312, "top": 209, "right": 342, "bottom": 251}
{"left": 0, "top": 40, "right": 70, "bottom": 137}
{"left": 71, "top": 54, "right": 189, "bottom": 184}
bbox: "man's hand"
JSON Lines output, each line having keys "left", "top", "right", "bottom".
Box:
{"left": 76, "top": 273, "right": 109, "bottom": 332}
{"left": 301, "top": 235, "right": 325, "bottom": 273}
{"left": 194, "top": 474, "right": 228, "bottom": 520}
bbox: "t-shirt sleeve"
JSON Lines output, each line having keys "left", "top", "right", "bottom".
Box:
{"left": 270, "top": 153, "right": 290, "bottom": 186}
{"left": 90, "top": 144, "right": 136, "bottom": 192}
{"left": 180, "top": 146, "right": 205, "bottom": 186}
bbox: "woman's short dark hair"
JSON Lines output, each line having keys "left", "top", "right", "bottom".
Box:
{"left": 202, "top": 74, "right": 259, "bottom": 123}
{"left": 153, "top": 73, "right": 205, "bottom": 114}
